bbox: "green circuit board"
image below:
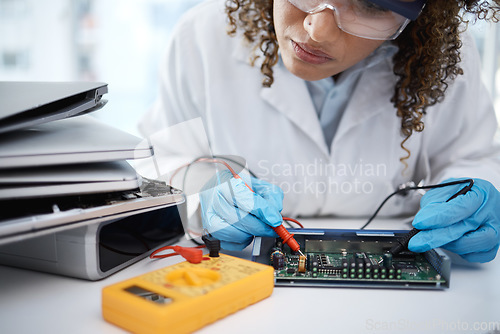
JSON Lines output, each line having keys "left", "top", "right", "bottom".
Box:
{"left": 268, "top": 237, "right": 447, "bottom": 287}
{"left": 273, "top": 252, "right": 444, "bottom": 283}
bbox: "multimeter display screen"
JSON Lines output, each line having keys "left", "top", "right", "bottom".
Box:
{"left": 98, "top": 205, "right": 184, "bottom": 272}
{"left": 125, "top": 286, "right": 172, "bottom": 305}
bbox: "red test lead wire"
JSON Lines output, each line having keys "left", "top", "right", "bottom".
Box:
{"left": 236, "top": 176, "right": 305, "bottom": 256}
{"left": 171, "top": 157, "right": 305, "bottom": 256}
{"left": 235, "top": 172, "right": 305, "bottom": 256}
{"left": 150, "top": 245, "right": 206, "bottom": 264}
{"left": 272, "top": 224, "right": 305, "bottom": 256}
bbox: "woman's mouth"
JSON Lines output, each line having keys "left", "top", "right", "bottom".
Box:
{"left": 291, "top": 40, "right": 333, "bottom": 65}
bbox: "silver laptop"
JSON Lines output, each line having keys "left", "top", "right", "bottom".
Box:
{"left": 0, "top": 115, "right": 153, "bottom": 168}
{"left": 0, "top": 178, "right": 187, "bottom": 280}
{"left": 0, "top": 177, "right": 186, "bottom": 245}
{"left": 0, "top": 160, "right": 142, "bottom": 200}
{"left": 0, "top": 82, "right": 188, "bottom": 279}
{"left": 0, "top": 81, "right": 108, "bottom": 134}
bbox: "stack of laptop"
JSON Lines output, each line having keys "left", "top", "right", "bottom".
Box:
{"left": 0, "top": 82, "right": 186, "bottom": 279}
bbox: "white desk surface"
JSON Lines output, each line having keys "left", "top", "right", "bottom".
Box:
{"left": 0, "top": 218, "right": 499, "bottom": 334}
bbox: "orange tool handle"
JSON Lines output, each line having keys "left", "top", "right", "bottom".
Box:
{"left": 238, "top": 174, "right": 302, "bottom": 253}
{"left": 272, "top": 225, "right": 301, "bottom": 253}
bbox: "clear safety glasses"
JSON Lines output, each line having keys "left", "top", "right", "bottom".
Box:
{"left": 287, "top": 0, "right": 413, "bottom": 40}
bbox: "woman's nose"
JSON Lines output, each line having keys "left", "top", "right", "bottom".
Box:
{"left": 303, "top": 9, "right": 342, "bottom": 42}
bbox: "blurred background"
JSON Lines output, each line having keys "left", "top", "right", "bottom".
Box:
{"left": 0, "top": 0, "right": 499, "bottom": 136}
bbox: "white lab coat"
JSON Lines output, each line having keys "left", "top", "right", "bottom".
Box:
{"left": 138, "top": 0, "right": 500, "bottom": 219}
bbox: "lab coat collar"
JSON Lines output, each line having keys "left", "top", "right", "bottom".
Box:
{"left": 232, "top": 38, "right": 330, "bottom": 156}
{"left": 333, "top": 58, "right": 398, "bottom": 144}
{"left": 232, "top": 38, "right": 397, "bottom": 157}
{"left": 260, "top": 62, "right": 330, "bottom": 156}
{"left": 331, "top": 42, "right": 398, "bottom": 145}
{"left": 232, "top": 38, "right": 252, "bottom": 64}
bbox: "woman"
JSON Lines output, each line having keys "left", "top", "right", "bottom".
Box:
{"left": 138, "top": 0, "right": 500, "bottom": 262}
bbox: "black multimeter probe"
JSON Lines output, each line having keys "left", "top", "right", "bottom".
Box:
{"left": 389, "top": 179, "right": 475, "bottom": 255}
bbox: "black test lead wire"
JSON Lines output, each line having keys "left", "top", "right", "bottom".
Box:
{"left": 388, "top": 179, "right": 474, "bottom": 255}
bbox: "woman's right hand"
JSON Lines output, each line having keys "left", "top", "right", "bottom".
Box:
{"left": 199, "top": 170, "right": 284, "bottom": 250}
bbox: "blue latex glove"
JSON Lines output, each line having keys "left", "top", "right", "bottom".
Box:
{"left": 408, "top": 178, "right": 500, "bottom": 263}
{"left": 199, "top": 170, "right": 284, "bottom": 251}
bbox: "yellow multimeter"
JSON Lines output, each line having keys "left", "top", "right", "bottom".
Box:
{"left": 102, "top": 254, "right": 274, "bottom": 334}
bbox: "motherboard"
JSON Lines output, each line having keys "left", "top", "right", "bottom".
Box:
{"left": 254, "top": 229, "right": 450, "bottom": 289}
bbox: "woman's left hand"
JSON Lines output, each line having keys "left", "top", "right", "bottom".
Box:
{"left": 408, "top": 178, "right": 500, "bottom": 263}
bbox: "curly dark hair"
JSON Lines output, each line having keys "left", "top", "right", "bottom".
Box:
{"left": 225, "top": 0, "right": 500, "bottom": 166}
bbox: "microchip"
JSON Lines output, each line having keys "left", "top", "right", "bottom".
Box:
{"left": 395, "top": 262, "right": 418, "bottom": 273}
{"left": 264, "top": 231, "right": 450, "bottom": 289}
{"left": 393, "top": 251, "right": 418, "bottom": 260}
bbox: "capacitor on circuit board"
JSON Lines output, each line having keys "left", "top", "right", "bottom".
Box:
{"left": 270, "top": 249, "right": 285, "bottom": 270}
{"left": 298, "top": 255, "right": 307, "bottom": 273}
{"left": 382, "top": 253, "right": 393, "bottom": 269}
